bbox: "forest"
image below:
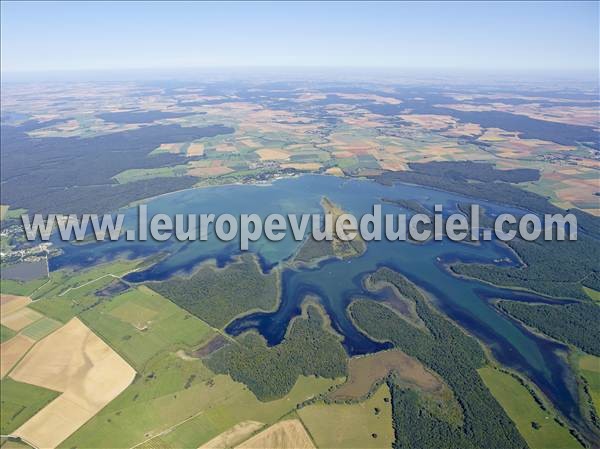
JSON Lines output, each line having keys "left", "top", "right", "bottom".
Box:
{"left": 349, "top": 267, "right": 528, "bottom": 449}
{"left": 452, "top": 235, "right": 600, "bottom": 299}
{"left": 97, "top": 110, "right": 199, "bottom": 124}
{"left": 0, "top": 120, "right": 233, "bottom": 214}
{"left": 373, "top": 161, "right": 599, "bottom": 237}
{"left": 148, "top": 254, "right": 278, "bottom": 328}
{"left": 365, "top": 99, "right": 600, "bottom": 149}
{"left": 498, "top": 300, "right": 600, "bottom": 356}
{"left": 206, "top": 303, "right": 347, "bottom": 401}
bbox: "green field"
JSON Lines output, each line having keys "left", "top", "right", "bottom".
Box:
{"left": 28, "top": 258, "right": 142, "bottom": 322}
{"left": 158, "top": 375, "right": 338, "bottom": 449}
{"left": 31, "top": 258, "right": 141, "bottom": 301}
{"left": 113, "top": 165, "right": 189, "bottom": 184}
{"left": 60, "top": 358, "right": 338, "bottom": 449}
{"left": 0, "top": 438, "right": 33, "bottom": 449}
{"left": 20, "top": 316, "right": 62, "bottom": 340}
{"left": 583, "top": 287, "right": 600, "bottom": 303}
{"left": 79, "top": 286, "right": 215, "bottom": 370}
{"left": 478, "top": 366, "right": 578, "bottom": 449}
{"left": 579, "top": 354, "right": 600, "bottom": 414}
{"left": 0, "top": 278, "right": 48, "bottom": 297}
{"left": 0, "top": 325, "right": 16, "bottom": 343}
{"left": 58, "top": 352, "right": 212, "bottom": 449}
{"left": 0, "top": 378, "right": 59, "bottom": 434}
{"left": 298, "top": 384, "right": 394, "bottom": 448}
{"left": 0, "top": 206, "right": 27, "bottom": 222}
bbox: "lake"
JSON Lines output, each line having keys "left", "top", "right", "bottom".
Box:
{"left": 50, "top": 174, "right": 583, "bottom": 427}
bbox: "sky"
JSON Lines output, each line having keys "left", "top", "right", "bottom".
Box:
{"left": 1, "top": 1, "right": 598, "bottom": 74}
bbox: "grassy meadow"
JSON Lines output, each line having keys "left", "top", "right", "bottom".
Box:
{"left": 60, "top": 364, "right": 338, "bottom": 449}
{"left": 578, "top": 354, "right": 600, "bottom": 414}
{"left": 478, "top": 366, "right": 578, "bottom": 449}
{"left": 28, "top": 258, "right": 142, "bottom": 322}
{"left": 298, "top": 384, "right": 394, "bottom": 448}
{"left": 79, "top": 286, "right": 215, "bottom": 370}
{"left": 0, "top": 378, "right": 59, "bottom": 434}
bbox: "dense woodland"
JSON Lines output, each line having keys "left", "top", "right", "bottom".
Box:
{"left": 452, "top": 235, "right": 600, "bottom": 299}
{"left": 0, "top": 121, "right": 233, "bottom": 214}
{"left": 373, "top": 161, "right": 599, "bottom": 237}
{"left": 404, "top": 161, "right": 540, "bottom": 183}
{"left": 366, "top": 98, "right": 599, "bottom": 149}
{"left": 206, "top": 304, "right": 347, "bottom": 401}
{"left": 388, "top": 381, "right": 475, "bottom": 449}
{"left": 498, "top": 300, "right": 600, "bottom": 356}
{"left": 149, "top": 254, "right": 278, "bottom": 328}
{"left": 457, "top": 202, "right": 497, "bottom": 229}
{"left": 293, "top": 236, "right": 335, "bottom": 265}
{"left": 97, "top": 110, "right": 199, "bottom": 124}
{"left": 415, "top": 162, "right": 600, "bottom": 300}
{"left": 381, "top": 198, "right": 432, "bottom": 216}
{"left": 349, "top": 268, "right": 528, "bottom": 449}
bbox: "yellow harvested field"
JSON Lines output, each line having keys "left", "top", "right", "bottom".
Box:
{"left": 216, "top": 143, "right": 238, "bottom": 152}
{"left": 443, "top": 101, "right": 600, "bottom": 127}
{"left": 155, "top": 142, "right": 184, "bottom": 154}
{"left": 442, "top": 122, "right": 482, "bottom": 137}
{"left": 325, "top": 167, "right": 345, "bottom": 176}
{"left": 187, "top": 142, "right": 205, "bottom": 156}
{"left": 341, "top": 115, "right": 388, "bottom": 128}
{"left": 477, "top": 128, "right": 516, "bottom": 142}
{"left": 296, "top": 93, "right": 328, "bottom": 102}
{"left": 337, "top": 93, "right": 402, "bottom": 105}
{"left": 199, "top": 421, "right": 264, "bottom": 449}
{"left": 236, "top": 138, "right": 262, "bottom": 149}
{"left": 236, "top": 108, "right": 318, "bottom": 135}
{"left": 236, "top": 420, "right": 315, "bottom": 449}
{"left": 327, "top": 134, "right": 378, "bottom": 153}
{"left": 1, "top": 294, "right": 32, "bottom": 316}
{"left": 10, "top": 318, "right": 136, "bottom": 449}
{"left": 1, "top": 294, "right": 43, "bottom": 332}
{"left": 399, "top": 114, "right": 456, "bottom": 130}
{"left": 378, "top": 160, "right": 409, "bottom": 171}
{"left": 0, "top": 334, "right": 35, "bottom": 378}
{"left": 333, "top": 151, "right": 355, "bottom": 159}
{"left": 280, "top": 162, "right": 322, "bottom": 171}
{"left": 256, "top": 148, "right": 290, "bottom": 161}
{"left": 188, "top": 165, "right": 235, "bottom": 177}
{"left": 1, "top": 307, "right": 43, "bottom": 332}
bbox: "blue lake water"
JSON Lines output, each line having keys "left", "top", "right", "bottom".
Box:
{"left": 50, "top": 174, "right": 582, "bottom": 426}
